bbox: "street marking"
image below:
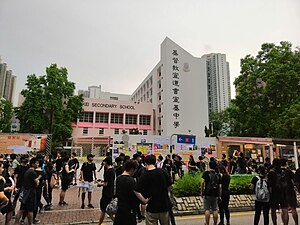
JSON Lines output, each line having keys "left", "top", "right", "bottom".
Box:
{"left": 176, "top": 208, "right": 300, "bottom": 221}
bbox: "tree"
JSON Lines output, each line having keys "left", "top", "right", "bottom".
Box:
{"left": 208, "top": 111, "right": 232, "bottom": 136}
{"left": 16, "top": 64, "right": 83, "bottom": 146}
{"left": 228, "top": 41, "right": 300, "bottom": 138}
{"left": 0, "top": 98, "right": 13, "bottom": 132}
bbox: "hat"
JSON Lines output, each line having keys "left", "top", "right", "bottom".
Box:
{"left": 87, "top": 154, "right": 95, "bottom": 159}
{"left": 103, "top": 156, "right": 113, "bottom": 165}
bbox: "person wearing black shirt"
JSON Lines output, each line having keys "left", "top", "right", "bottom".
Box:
{"left": 228, "top": 156, "right": 237, "bottom": 174}
{"left": 135, "top": 154, "right": 171, "bottom": 225}
{"left": 13, "top": 156, "right": 29, "bottom": 212}
{"left": 54, "top": 152, "right": 63, "bottom": 177}
{"left": 1, "top": 161, "right": 15, "bottom": 225}
{"left": 188, "top": 155, "right": 198, "bottom": 173}
{"left": 280, "top": 158, "right": 298, "bottom": 225}
{"left": 33, "top": 159, "right": 48, "bottom": 223}
{"left": 114, "top": 157, "right": 124, "bottom": 177}
{"left": 221, "top": 154, "right": 228, "bottom": 168}
{"left": 69, "top": 152, "right": 80, "bottom": 185}
{"left": 237, "top": 152, "right": 246, "bottom": 174}
{"left": 113, "top": 160, "right": 138, "bottom": 225}
{"left": 14, "top": 157, "right": 39, "bottom": 225}
{"left": 201, "top": 160, "right": 221, "bottom": 225}
{"left": 173, "top": 155, "right": 184, "bottom": 178}
{"left": 218, "top": 165, "right": 230, "bottom": 225}
{"left": 80, "top": 154, "right": 97, "bottom": 209}
{"left": 59, "top": 157, "right": 75, "bottom": 206}
{"left": 43, "top": 155, "right": 54, "bottom": 208}
{"left": 264, "top": 157, "right": 271, "bottom": 172}
{"left": 251, "top": 166, "right": 270, "bottom": 225}
{"left": 97, "top": 156, "right": 115, "bottom": 225}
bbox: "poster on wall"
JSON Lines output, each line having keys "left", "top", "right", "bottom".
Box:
{"left": 137, "top": 143, "right": 152, "bottom": 155}
{"left": 0, "top": 134, "right": 48, "bottom": 154}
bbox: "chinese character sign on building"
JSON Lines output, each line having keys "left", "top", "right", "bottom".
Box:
{"left": 172, "top": 50, "right": 180, "bottom": 129}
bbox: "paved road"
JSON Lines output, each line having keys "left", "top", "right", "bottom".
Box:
{"left": 98, "top": 211, "right": 292, "bottom": 225}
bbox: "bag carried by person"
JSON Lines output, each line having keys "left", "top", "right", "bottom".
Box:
{"left": 275, "top": 170, "right": 288, "bottom": 192}
{"left": 50, "top": 174, "right": 58, "bottom": 188}
{"left": 19, "top": 187, "right": 31, "bottom": 204}
{"left": 205, "top": 172, "right": 219, "bottom": 196}
{"left": 106, "top": 172, "right": 118, "bottom": 218}
{"left": 106, "top": 197, "right": 118, "bottom": 215}
{"left": 255, "top": 176, "right": 270, "bottom": 202}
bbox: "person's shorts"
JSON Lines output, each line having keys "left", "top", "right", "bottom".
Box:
{"left": 281, "top": 194, "right": 297, "bottom": 209}
{"left": 1, "top": 200, "right": 13, "bottom": 215}
{"left": 269, "top": 194, "right": 282, "bottom": 209}
{"left": 80, "top": 181, "right": 94, "bottom": 193}
{"left": 61, "top": 178, "right": 72, "bottom": 191}
{"left": 100, "top": 196, "right": 112, "bottom": 211}
{"left": 203, "top": 196, "right": 218, "bottom": 211}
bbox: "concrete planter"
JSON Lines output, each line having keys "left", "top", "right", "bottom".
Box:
{"left": 173, "top": 194, "right": 300, "bottom": 215}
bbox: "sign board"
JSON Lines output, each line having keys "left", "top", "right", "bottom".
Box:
{"left": 177, "top": 135, "right": 196, "bottom": 144}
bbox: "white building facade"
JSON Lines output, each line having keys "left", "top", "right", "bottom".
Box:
{"left": 78, "top": 85, "right": 130, "bottom": 101}
{"left": 202, "top": 53, "right": 231, "bottom": 113}
{"left": 132, "top": 37, "right": 209, "bottom": 137}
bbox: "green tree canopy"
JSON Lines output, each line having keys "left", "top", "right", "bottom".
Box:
{"left": 16, "top": 64, "right": 83, "bottom": 145}
{"left": 229, "top": 41, "right": 300, "bottom": 138}
{"left": 0, "top": 98, "right": 13, "bottom": 132}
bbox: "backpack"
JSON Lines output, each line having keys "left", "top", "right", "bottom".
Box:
{"left": 255, "top": 176, "right": 270, "bottom": 202}
{"left": 205, "top": 172, "right": 219, "bottom": 196}
{"left": 275, "top": 170, "right": 288, "bottom": 192}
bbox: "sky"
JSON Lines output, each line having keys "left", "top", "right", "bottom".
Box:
{"left": 0, "top": 0, "right": 300, "bottom": 105}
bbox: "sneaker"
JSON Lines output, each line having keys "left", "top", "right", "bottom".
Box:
{"left": 20, "top": 219, "right": 25, "bottom": 225}
{"left": 88, "top": 204, "right": 94, "bottom": 209}
{"left": 81, "top": 204, "right": 85, "bottom": 209}
{"left": 73, "top": 183, "right": 77, "bottom": 186}
{"left": 59, "top": 201, "right": 68, "bottom": 205}
{"left": 33, "top": 219, "right": 40, "bottom": 224}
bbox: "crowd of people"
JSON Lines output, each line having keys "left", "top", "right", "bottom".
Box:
{"left": 1, "top": 151, "right": 300, "bottom": 225}
{"left": 0, "top": 152, "right": 80, "bottom": 225}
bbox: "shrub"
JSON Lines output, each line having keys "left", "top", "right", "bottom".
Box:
{"left": 173, "top": 172, "right": 202, "bottom": 197}
{"left": 173, "top": 172, "right": 255, "bottom": 197}
{"left": 229, "top": 174, "right": 255, "bottom": 195}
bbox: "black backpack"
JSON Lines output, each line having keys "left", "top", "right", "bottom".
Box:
{"left": 275, "top": 170, "right": 288, "bottom": 192}
{"left": 206, "top": 172, "right": 219, "bottom": 196}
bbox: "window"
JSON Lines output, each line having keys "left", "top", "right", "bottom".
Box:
{"left": 95, "top": 113, "right": 109, "bottom": 123}
{"left": 99, "top": 128, "right": 104, "bottom": 135}
{"left": 83, "top": 127, "right": 88, "bottom": 135}
{"left": 111, "top": 114, "right": 123, "bottom": 124}
{"left": 139, "top": 115, "right": 151, "bottom": 125}
{"left": 79, "top": 112, "right": 93, "bottom": 122}
{"left": 129, "top": 129, "right": 139, "bottom": 135}
{"left": 114, "top": 129, "right": 119, "bottom": 134}
{"left": 125, "top": 114, "right": 137, "bottom": 124}
{"left": 143, "top": 130, "right": 147, "bottom": 135}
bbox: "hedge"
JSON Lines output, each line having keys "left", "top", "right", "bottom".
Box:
{"left": 173, "top": 172, "right": 255, "bottom": 197}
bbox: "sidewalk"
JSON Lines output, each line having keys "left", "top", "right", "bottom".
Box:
{"left": 1, "top": 184, "right": 108, "bottom": 225}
